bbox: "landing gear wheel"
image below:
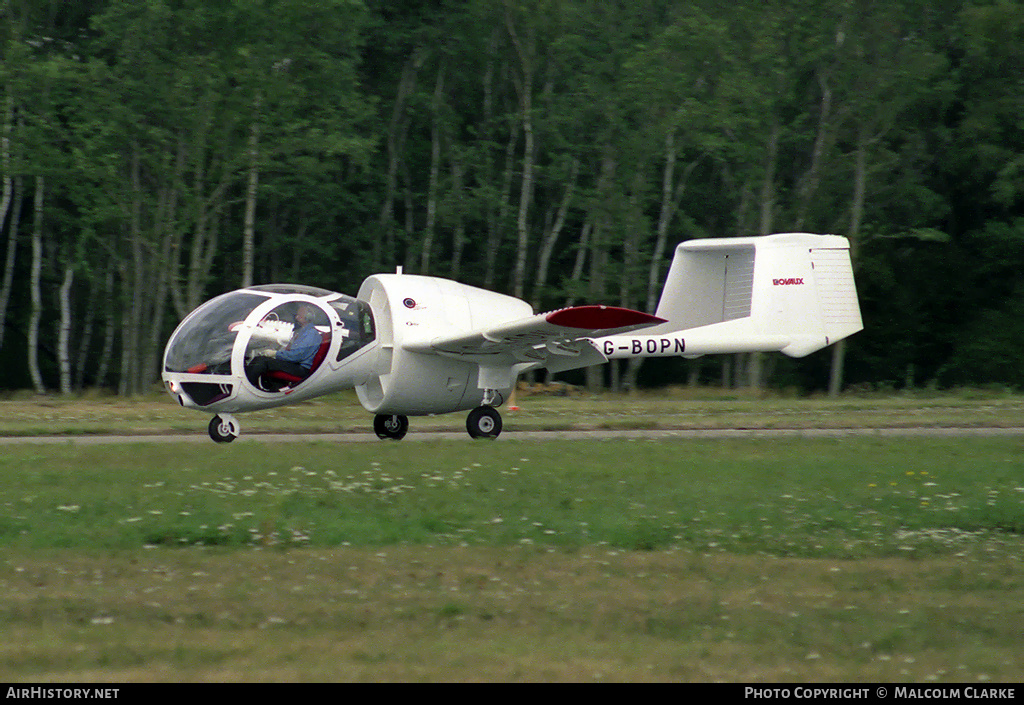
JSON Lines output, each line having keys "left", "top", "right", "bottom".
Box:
{"left": 466, "top": 405, "right": 502, "bottom": 439}
{"left": 374, "top": 414, "right": 409, "bottom": 440}
{"left": 208, "top": 414, "right": 239, "bottom": 443}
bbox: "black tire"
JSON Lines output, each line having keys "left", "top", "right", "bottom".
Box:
{"left": 208, "top": 415, "right": 237, "bottom": 443}
{"left": 374, "top": 414, "right": 409, "bottom": 440}
{"left": 466, "top": 406, "right": 502, "bottom": 439}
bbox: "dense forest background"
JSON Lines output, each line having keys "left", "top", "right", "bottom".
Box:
{"left": 0, "top": 0, "right": 1022, "bottom": 396}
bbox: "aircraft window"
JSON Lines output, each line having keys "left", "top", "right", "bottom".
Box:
{"left": 164, "top": 292, "right": 267, "bottom": 375}
{"left": 244, "top": 302, "right": 330, "bottom": 361}
{"left": 245, "top": 302, "right": 332, "bottom": 392}
{"left": 330, "top": 298, "right": 376, "bottom": 361}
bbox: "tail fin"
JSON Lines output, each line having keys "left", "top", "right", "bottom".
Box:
{"left": 651, "top": 233, "right": 862, "bottom": 357}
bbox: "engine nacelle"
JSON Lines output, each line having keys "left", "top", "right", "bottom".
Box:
{"left": 355, "top": 273, "right": 532, "bottom": 415}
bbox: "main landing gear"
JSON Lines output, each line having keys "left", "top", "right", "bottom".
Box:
{"left": 208, "top": 414, "right": 240, "bottom": 443}
{"left": 466, "top": 405, "right": 502, "bottom": 439}
{"left": 373, "top": 406, "right": 503, "bottom": 441}
{"left": 465, "top": 388, "right": 503, "bottom": 440}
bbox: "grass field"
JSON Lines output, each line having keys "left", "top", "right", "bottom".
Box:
{"left": 3, "top": 386, "right": 1024, "bottom": 437}
{"left": 1, "top": 398, "right": 1023, "bottom": 682}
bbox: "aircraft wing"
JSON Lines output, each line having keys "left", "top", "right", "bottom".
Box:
{"left": 403, "top": 305, "right": 666, "bottom": 372}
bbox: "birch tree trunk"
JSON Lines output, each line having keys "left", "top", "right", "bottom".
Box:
{"left": 748, "top": 120, "right": 781, "bottom": 392}
{"left": 563, "top": 220, "right": 591, "bottom": 307}
{"left": 647, "top": 131, "right": 698, "bottom": 313}
{"left": 401, "top": 159, "right": 416, "bottom": 272}
{"left": 532, "top": 155, "right": 578, "bottom": 309}
{"left": 829, "top": 130, "right": 867, "bottom": 397}
{"left": 183, "top": 124, "right": 231, "bottom": 314}
{"left": 758, "top": 121, "right": 779, "bottom": 237}
{"left": 141, "top": 185, "right": 176, "bottom": 388}
{"left": 585, "top": 214, "right": 607, "bottom": 394}
{"left": 95, "top": 267, "right": 116, "bottom": 389}
{"left": 512, "top": 85, "right": 535, "bottom": 300}
{"left": 241, "top": 104, "right": 260, "bottom": 288}
{"left": 626, "top": 132, "right": 701, "bottom": 391}
{"left": 448, "top": 149, "right": 466, "bottom": 280}
{"left": 619, "top": 166, "right": 645, "bottom": 311}
{"left": 119, "top": 142, "right": 143, "bottom": 396}
{"left": 74, "top": 272, "right": 97, "bottom": 390}
{"left": 794, "top": 68, "right": 833, "bottom": 231}
{"left": 584, "top": 151, "right": 615, "bottom": 393}
{"left": 378, "top": 48, "right": 423, "bottom": 271}
{"left": 57, "top": 266, "right": 73, "bottom": 395}
{"left": 420, "top": 64, "right": 446, "bottom": 274}
{"left": 480, "top": 29, "right": 514, "bottom": 290}
{"left": 0, "top": 176, "right": 19, "bottom": 351}
{"left": 0, "top": 96, "right": 10, "bottom": 233}
{"left": 619, "top": 167, "right": 646, "bottom": 393}
{"left": 27, "top": 175, "right": 44, "bottom": 394}
{"left": 0, "top": 98, "right": 15, "bottom": 350}
{"left": 484, "top": 122, "right": 517, "bottom": 290}
{"left": 504, "top": 12, "right": 537, "bottom": 299}
{"left": 166, "top": 137, "right": 189, "bottom": 321}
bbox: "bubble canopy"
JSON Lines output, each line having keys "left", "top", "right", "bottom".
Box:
{"left": 163, "top": 287, "right": 374, "bottom": 379}
{"left": 247, "top": 284, "right": 339, "bottom": 297}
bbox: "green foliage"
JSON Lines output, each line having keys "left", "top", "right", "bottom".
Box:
{"left": 0, "top": 0, "right": 1023, "bottom": 393}
{"left": 948, "top": 287, "right": 1024, "bottom": 389}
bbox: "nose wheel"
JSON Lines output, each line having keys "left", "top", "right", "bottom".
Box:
{"left": 374, "top": 414, "right": 409, "bottom": 440}
{"left": 208, "top": 414, "right": 240, "bottom": 443}
{"left": 466, "top": 405, "right": 502, "bottom": 439}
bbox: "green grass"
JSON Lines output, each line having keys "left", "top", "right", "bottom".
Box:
{"left": 1, "top": 423, "right": 1023, "bottom": 681}
{"left": 2, "top": 437, "right": 1022, "bottom": 556}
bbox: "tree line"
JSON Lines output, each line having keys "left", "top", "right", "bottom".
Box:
{"left": 1, "top": 0, "right": 1022, "bottom": 396}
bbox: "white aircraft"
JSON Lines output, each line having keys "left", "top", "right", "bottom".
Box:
{"left": 162, "top": 233, "right": 862, "bottom": 442}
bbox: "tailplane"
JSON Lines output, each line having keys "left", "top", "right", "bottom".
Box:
{"left": 648, "top": 233, "right": 862, "bottom": 357}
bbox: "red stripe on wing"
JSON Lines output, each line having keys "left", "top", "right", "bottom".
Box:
{"left": 545, "top": 305, "right": 665, "bottom": 330}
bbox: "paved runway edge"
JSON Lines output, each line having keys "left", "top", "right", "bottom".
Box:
{"left": 2, "top": 426, "right": 1023, "bottom": 444}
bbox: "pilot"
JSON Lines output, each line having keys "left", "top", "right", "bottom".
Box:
{"left": 246, "top": 304, "right": 322, "bottom": 389}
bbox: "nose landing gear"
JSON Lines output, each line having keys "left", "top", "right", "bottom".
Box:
{"left": 374, "top": 414, "right": 409, "bottom": 440}
{"left": 208, "top": 414, "right": 240, "bottom": 443}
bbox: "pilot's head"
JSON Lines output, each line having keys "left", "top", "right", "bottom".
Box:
{"left": 295, "top": 304, "right": 317, "bottom": 326}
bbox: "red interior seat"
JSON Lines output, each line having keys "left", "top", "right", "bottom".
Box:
{"left": 264, "top": 332, "right": 331, "bottom": 386}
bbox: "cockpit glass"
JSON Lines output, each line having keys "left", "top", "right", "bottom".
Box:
{"left": 248, "top": 284, "right": 337, "bottom": 297}
{"left": 244, "top": 302, "right": 329, "bottom": 362}
{"left": 164, "top": 292, "right": 267, "bottom": 374}
{"left": 330, "top": 297, "right": 376, "bottom": 361}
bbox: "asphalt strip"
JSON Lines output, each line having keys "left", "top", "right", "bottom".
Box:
{"left": 2, "top": 427, "right": 1023, "bottom": 445}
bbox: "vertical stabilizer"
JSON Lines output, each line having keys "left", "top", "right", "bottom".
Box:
{"left": 649, "top": 233, "right": 862, "bottom": 357}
